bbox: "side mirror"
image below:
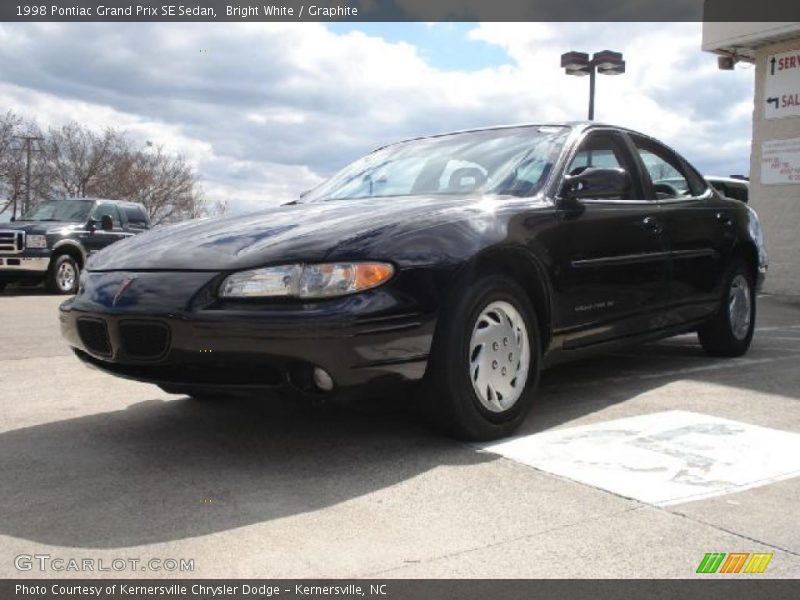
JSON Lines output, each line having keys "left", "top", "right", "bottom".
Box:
{"left": 560, "top": 167, "right": 631, "bottom": 203}
{"left": 100, "top": 214, "right": 114, "bottom": 231}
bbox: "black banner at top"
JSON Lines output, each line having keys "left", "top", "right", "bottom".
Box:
{"left": 2, "top": 0, "right": 800, "bottom": 22}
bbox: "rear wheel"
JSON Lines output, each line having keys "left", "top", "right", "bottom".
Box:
{"left": 425, "top": 274, "right": 541, "bottom": 441}
{"left": 46, "top": 254, "right": 80, "bottom": 295}
{"left": 0, "top": 282, "right": 6, "bottom": 293}
{"left": 697, "top": 258, "right": 756, "bottom": 357}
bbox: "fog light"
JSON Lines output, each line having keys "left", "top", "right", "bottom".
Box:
{"left": 312, "top": 367, "right": 334, "bottom": 392}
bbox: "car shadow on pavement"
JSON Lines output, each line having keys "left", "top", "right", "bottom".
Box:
{"left": 0, "top": 392, "right": 495, "bottom": 549}
{"left": 2, "top": 299, "right": 798, "bottom": 549}
{"left": 0, "top": 285, "right": 53, "bottom": 297}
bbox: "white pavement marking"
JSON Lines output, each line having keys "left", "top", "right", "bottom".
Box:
{"left": 480, "top": 410, "right": 800, "bottom": 507}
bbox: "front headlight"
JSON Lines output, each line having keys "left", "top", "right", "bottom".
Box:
{"left": 219, "top": 262, "right": 395, "bottom": 299}
{"left": 26, "top": 234, "right": 47, "bottom": 249}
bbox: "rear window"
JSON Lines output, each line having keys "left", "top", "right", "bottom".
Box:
{"left": 710, "top": 181, "right": 748, "bottom": 203}
{"left": 124, "top": 206, "right": 149, "bottom": 229}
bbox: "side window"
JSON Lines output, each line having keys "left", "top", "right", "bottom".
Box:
{"left": 569, "top": 148, "right": 622, "bottom": 171}
{"left": 710, "top": 181, "right": 729, "bottom": 197}
{"left": 631, "top": 136, "right": 707, "bottom": 200}
{"left": 565, "top": 133, "right": 637, "bottom": 200}
{"left": 91, "top": 203, "right": 123, "bottom": 230}
{"left": 124, "top": 206, "right": 149, "bottom": 230}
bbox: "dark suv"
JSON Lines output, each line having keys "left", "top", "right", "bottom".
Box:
{"left": 0, "top": 198, "right": 150, "bottom": 294}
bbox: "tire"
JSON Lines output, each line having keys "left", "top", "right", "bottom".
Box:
{"left": 46, "top": 254, "right": 80, "bottom": 295}
{"left": 697, "top": 258, "right": 756, "bottom": 357}
{"left": 0, "top": 282, "right": 6, "bottom": 293}
{"left": 425, "top": 274, "right": 541, "bottom": 441}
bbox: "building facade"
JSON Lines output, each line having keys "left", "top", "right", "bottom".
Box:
{"left": 703, "top": 22, "right": 800, "bottom": 298}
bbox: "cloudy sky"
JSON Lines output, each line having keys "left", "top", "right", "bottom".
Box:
{"left": 0, "top": 22, "right": 754, "bottom": 214}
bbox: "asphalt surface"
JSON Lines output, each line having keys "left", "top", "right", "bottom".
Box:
{"left": 1, "top": 288, "right": 799, "bottom": 578}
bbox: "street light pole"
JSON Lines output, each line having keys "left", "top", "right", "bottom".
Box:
{"left": 13, "top": 135, "right": 43, "bottom": 218}
{"left": 560, "top": 50, "right": 625, "bottom": 121}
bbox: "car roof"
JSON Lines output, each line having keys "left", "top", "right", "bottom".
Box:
{"left": 64, "top": 197, "right": 146, "bottom": 208}
{"left": 375, "top": 121, "right": 651, "bottom": 152}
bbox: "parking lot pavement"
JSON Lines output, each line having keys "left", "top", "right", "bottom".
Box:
{"left": 1, "top": 292, "right": 799, "bottom": 578}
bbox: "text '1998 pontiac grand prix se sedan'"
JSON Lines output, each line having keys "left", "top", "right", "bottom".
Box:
{"left": 60, "top": 122, "right": 768, "bottom": 440}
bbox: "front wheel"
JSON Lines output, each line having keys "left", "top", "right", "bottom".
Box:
{"left": 698, "top": 259, "right": 756, "bottom": 357}
{"left": 425, "top": 274, "right": 541, "bottom": 441}
{"left": 46, "top": 254, "right": 80, "bottom": 295}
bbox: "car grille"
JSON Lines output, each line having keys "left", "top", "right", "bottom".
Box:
{"left": 77, "top": 318, "right": 112, "bottom": 357}
{"left": 0, "top": 230, "right": 24, "bottom": 254}
{"left": 119, "top": 321, "right": 171, "bottom": 359}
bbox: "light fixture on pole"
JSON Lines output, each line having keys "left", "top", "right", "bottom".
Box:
{"left": 560, "top": 50, "right": 625, "bottom": 120}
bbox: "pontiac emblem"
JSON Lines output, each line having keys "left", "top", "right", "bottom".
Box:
{"left": 112, "top": 277, "right": 136, "bottom": 307}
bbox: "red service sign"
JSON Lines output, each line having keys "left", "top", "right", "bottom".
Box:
{"left": 765, "top": 50, "right": 800, "bottom": 120}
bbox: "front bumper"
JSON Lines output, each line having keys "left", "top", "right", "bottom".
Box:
{"left": 59, "top": 270, "right": 438, "bottom": 394}
{"left": 0, "top": 255, "right": 49, "bottom": 273}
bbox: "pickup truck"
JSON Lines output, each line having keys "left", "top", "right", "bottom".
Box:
{"left": 0, "top": 198, "right": 150, "bottom": 294}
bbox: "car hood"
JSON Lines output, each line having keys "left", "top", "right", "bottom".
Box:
{"left": 0, "top": 221, "right": 81, "bottom": 235}
{"left": 88, "top": 194, "right": 535, "bottom": 272}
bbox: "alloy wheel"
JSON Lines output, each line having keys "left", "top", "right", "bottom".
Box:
{"left": 57, "top": 262, "right": 77, "bottom": 292}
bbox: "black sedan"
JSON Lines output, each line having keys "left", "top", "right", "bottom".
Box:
{"left": 60, "top": 122, "right": 767, "bottom": 440}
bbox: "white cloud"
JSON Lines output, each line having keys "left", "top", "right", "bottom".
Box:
{"left": 466, "top": 22, "right": 754, "bottom": 173}
{"left": 0, "top": 22, "right": 756, "bottom": 213}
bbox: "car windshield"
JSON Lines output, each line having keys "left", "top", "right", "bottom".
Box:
{"left": 22, "top": 199, "right": 93, "bottom": 222}
{"left": 301, "top": 125, "right": 570, "bottom": 203}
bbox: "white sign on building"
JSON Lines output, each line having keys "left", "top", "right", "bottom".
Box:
{"left": 761, "top": 137, "right": 800, "bottom": 184}
{"left": 765, "top": 49, "right": 800, "bottom": 120}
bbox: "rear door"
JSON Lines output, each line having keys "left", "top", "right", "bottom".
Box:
{"left": 122, "top": 205, "right": 150, "bottom": 235}
{"left": 551, "top": 129, "right": 670, "bottom": 349}
{"left": 628, "top": 134, "right": 731, "bottom": 325}
{"left": 84, "top": 202, "right": 129, "bottom": 254}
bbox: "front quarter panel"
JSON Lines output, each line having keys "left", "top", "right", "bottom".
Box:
{"left": 321, "top": 195, "right": 555, "bottom": 269}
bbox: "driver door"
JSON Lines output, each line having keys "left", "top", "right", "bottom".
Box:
{"left": 550, "top": 130, "right": 670, "bottom": 349}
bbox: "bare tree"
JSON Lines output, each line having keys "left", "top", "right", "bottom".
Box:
{"left": 0, "top": 111, "right": 19, "bottom": 166}
{"left": 0, "top": 113, "right": 210, "bottom": 224}
{"left": 0, "top": 111, "right": 23, "bottom": 216}
{"left": 41, "top": 123, "right": 126, "bottom": 199}
{"left": 0, "top": 112, "right": 49, "bottom": 218}
{"left": 97, "top": 144, "right": 207, "bottom": 225}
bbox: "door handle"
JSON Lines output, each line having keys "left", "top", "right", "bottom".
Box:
{"left": 716, "top": 212, "right": 733, "bottom": 226}
{"left": 642, "top": 216, "right": 663, "bottom": 234}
